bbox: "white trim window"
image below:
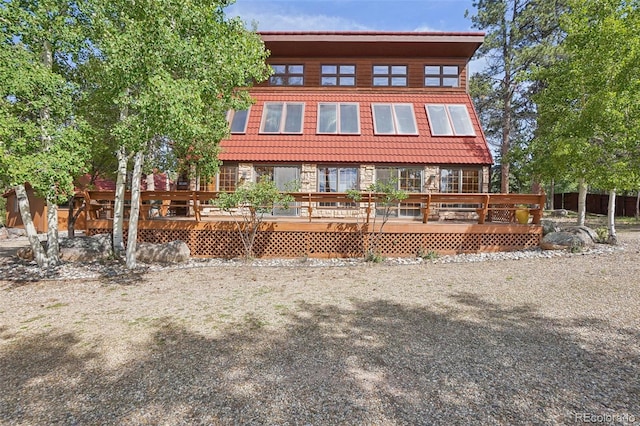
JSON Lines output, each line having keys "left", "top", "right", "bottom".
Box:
{"left": 317, "top": 103, "right": 360, "bottom": 134}
{"left": 426, "top": 104, "right": 476, "bottom": 136}
{"left": 227, "top": 109, "right": 250, "bottom": 134}
{"left": 371, "top": 103, "right": 418, "bottom": 135}
{"left": 260, "top": 102, "right": 305, "bottom": 134}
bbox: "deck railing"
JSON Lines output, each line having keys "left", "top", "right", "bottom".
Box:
{"left": 77, "top": 190, "right": 545, "bottom": 226}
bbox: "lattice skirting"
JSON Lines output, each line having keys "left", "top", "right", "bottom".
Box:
{"left": 86, "top": 220, "right": 542, "bottom": 258}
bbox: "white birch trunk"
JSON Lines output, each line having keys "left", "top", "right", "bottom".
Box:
{"left": 15, "top": 185, "right": 48, "bottom": 268}
{"left": 40, "top": 40, "right": 59, "bottom": 265}
{"left": 126, "top": 151, "right": 144, "bottom": 269}
{"left": 113, "top": 147, "right": 128, "bottom": 256}
{"left": 577, "top": 178, "right": 587, "bottom": 226}
{"left": 607, "top": 189, "right": 618, "bottom": 245}
{"left": 46, "top": 201, "right": 59, "bottom": 264}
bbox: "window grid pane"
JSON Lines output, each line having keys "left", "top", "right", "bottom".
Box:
{"left": 460, "top": 170, "right": 480, "bottom": 193}
{"left": 447, "top": 105, "right": 475, "bottom": 136}
{"left": 218, "top": 166, "right": 238, "bottom": 192}
{"left": 424, "top": 65, "right": 459, "bottom": 87}
{"left": 321, "top": 64, "right": 356, "bottom": 86}
{"left": 318, "top": 166, "right": 358, "bottom": 207}
{"left": 372, "top": 64, "right": 407, "bottom": 87}
{"left": 426, "top": 104, "right": 454, "bottom": 136}
{"left": 440, "top": 169, "right": 460, "bottom": 193}
{"left": 229, "top": 109, "right": 249, "bottom": 133}
{"left": 372, "top": 104, "right": 395, "bottom": 134}
{"left": 393, "top": 104, "right": 417, "bottom": 134}
{"left": 269, "top": 64, "right": 304, "bottom": 86}
{"left": 318, "top": 104, "right": 338, "bottom": 133}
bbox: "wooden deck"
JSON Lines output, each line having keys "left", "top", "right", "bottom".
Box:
{"left": 76, "top": 190, "right": 545, "bottom": 258}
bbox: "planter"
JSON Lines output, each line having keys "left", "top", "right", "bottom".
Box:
{"left": 515, "top": 208, "right": 530, "bottom": 224}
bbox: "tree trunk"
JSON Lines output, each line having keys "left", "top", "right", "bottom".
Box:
{"left": 549, "top": 179, "right": 555, "bottom": 210}
{"left": 15, "top": 185, "right": 49, "bottom": 268}
{"left": 577, "top": 178, "right": 587, "bottom": 226}
{"left": 113, "top": 146, "right": 128, "bottom": 256}
{"left": 636, "top": 191, "right": 639, "bottom": 220}
{"left": 125, "top": 151, "right": 144, "bottom": 269}
{"left": 607, "top": 189, "right": 618, "bottom": 245}
{"left": 46, "top": 201, "right": 59, "bottom": 265}
{"left": 40, "top": 40, "right": 59, "bottom": 265}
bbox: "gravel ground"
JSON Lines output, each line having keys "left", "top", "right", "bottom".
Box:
{"left": 0, "top": 230, "right": 639, "bottom": 425}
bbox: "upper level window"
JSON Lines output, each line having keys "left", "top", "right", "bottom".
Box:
{"left": 373, "top": 65, "right": 407, "bottom": 87}
{"left": 269, "top": 64, "right": 304, "bottom": 86}
{"left": 372, "top": 103, "right": 418, "bottom": 135}
{"left": 317, "top": 103, "right": 360, "bottom": 134}
{"left": 321, "top": 65, "right": 356, "bottom": 86}
{"left": 426, "top": 104, "right": 475, "bottom": 136}
{"left": 424, "top": 65, "right": 460, "bottom": 87}
{"left": 227, "top": 109, "right": 249, "bottom": 134}
{"left": 260, "top": 102, "right": 304, "bottom": 134}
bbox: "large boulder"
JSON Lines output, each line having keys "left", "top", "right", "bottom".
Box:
{"left": 541, "top": 220, "right": 561, "bottom": 236}
{"left": 135, "top": 240, "right": 190, "bottom": 264}
{"left": 541, "top": 231, "right": 591, "bottom": 251}
{"left": 562, "top": 226, "right": 599, "bottom": 245}
{"left": 59, "top": 234, "right": 113, "bottom": 262}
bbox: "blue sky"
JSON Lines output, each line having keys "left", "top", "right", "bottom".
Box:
{"left": 225, "top": 0, "right": 478, "bottom": 33}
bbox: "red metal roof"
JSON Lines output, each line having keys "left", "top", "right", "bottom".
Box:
{"left": 219, "top": 92, "right": 493, "bottom": 165}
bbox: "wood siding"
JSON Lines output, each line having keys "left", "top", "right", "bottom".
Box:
{"left": 258, "top": 57, "right": 469, "bottom": 92}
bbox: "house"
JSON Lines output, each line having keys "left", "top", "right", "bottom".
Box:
{"left": 201, "top": 31, "right": 493, "bottom": 220}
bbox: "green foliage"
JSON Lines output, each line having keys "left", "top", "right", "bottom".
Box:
{"left": 348, "top": 179, "right": 408, "bottom": 260}
{"left": 84, "top": 0, "right": 272, "bottom": 181}
{"left": 365, "top": 251, "right": 385, "bottom": 263}
{"left": 0, "top": 0, "right": 91, "bottom": 203}
{"left": 417, "top": 248, "right": 439, "bottom": 260}
{"left": 214, "top": 176, "right": 296, "bottom": 258}
{"left": 531, "top": 0, "right": 640, "bottom": 193}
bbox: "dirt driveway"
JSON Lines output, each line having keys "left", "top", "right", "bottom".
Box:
{"left": 0, "top": 230, "right": 639, "bottom": 424}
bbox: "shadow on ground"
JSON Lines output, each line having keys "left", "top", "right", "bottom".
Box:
{"left": 1, "top": 294, "right": 638, "bottom": 424}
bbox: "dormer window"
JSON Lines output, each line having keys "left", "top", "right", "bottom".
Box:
{"left": 372, "top": 65, "right": 407, "bottom": 87}
{"left": 269, "top": 64, "right": 304, "bottom": 86}
{"left": 321, "top": 65, "right": 356, "bottom": 86}
{"left": 425, "top": 65, "right": 460, "bottom": 87}
{"left": 260, "top": 102, "right": 305, "bottom": 134}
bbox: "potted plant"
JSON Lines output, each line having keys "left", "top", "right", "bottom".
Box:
{"left": 515, "top": 205, "right": 530, "bottom": 224}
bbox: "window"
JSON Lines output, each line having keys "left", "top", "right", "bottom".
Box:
{"left": 260, "top": 102, "right": 304, "bottom": 134}
{"left": 426, "top": 104, "right": 475, "bottom": 136}
{"left": 269, "top": 64, "right": 304, "bottom": 86}
{"left": 321, "top": 65, "right": 356, "bottom": 86}
{"left": 372, "top": 65, "right": 407, "bottom": 87}
{"left": 440, "top": 169, "right": 481, "bottom": 193}
{"left": 317, "top": 103, "right": 360, "bottom": 134}
{"left": 255, "top": 165, "right": 301, "bottom": 216}
{"left": 424, "top": 65, "right": 459, "bottom": 87}
{"left": 376, "top": 167, "right": 423, "bottom": 217}
{"left": 199, "top": 165, "right": 238, "bottom": 192}
{"left": 372, "top": 103, "right": 418, "bottom": 135}
{"left": 318, "top": 166, "right": 358, "bottom": 207}
{"left": 227, "top": 109, "right": 249, "bottom": 134}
